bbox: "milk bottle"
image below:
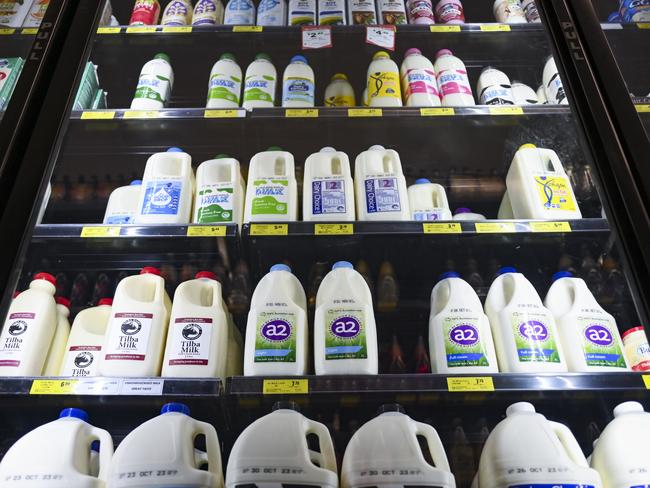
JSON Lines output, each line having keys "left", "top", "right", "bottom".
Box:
{"left": 289, "top": 0, "right": 316, "bottom": 24}
{"left": 314, "top": 261, "right": 378, "bottom": 375}
{"left": 477, "top": 67, "right": 515, "bottom": 105}
{"left": 244, "top": 147, "right": 298, "bottom": 222}
{"left": 193, "top": 0, "right": 225, "bottom": 25}
{"left": 367, "top": 51, "right": 402, "bottom": 107}
{"left": 348, "top": 0, "right": 377, "bottom": 24}
{"left": 484, "top": 267, "right": 567, "bottom": 372}
{"left": 257, "top": 0, "right": 287, "bottom": 25}
{"left": 244, "top": 264, "right": 308, "bottom": 375}
{"left": 0, "top": 272, "right": 57, "bottom": 377}
{"left": 453, "top": 207, "right": 486, "bottom": 220}
{"left": 620, "top": 0, "right": 650, "bottom": 22}
{"left": 493, "top": 0, "right": 527, "bottom": 23}
{"left": 622, "top": 326, "right": 650, "bottom": 371}
{"left": 511, "top": 81, "right": 539, "bottom": 104}
{"left": 474, "top": 402, "right": 602, "bottom": 488}
{"left": 435, "top": 0, "right": 465, "bottom": 23}
{"left": 130, "top": 0, "right": 161, "bottom": 25}
{"left": 162, "top": 0, "right": 193, "bottom": 25}
{"left": 226, "top": 403, "right": 338, "bottom": 488}
{"left": 42, "top": 296, "right": 71, "bottom": 376}
{"left": 318, "top": 0, "right": 346, "bottom": 24}
{"left": 536, "top": 84, "right": 547, "bottom": 103}
{"left": 544, "top": 271, "right": 628, "bottom": 372}
{"left": 434, "top": 49, "right": 475, "bottom": 106}
{"left": 408, "top": 178, "right": 452, "bottom": 221}
{"left": 107, "top": 403, "right": 223, "bottom": 488}
{"left": 282, "top": 55, "right": 315, "bottom": 107}
{"left": 206, "top": 53, "right": 242, "bottom": 108}
{"left": 224, "top": 0, "right": 256, "bottom": 24}
{"left": 130, "top": 53, "right": 173, "bottom": 110}
{"left": 194, "top": 155, "right": 245, "bottom": 226}
{"left": 378, "top": 0, "right": 407, "bottom": 24}
{"left": 497, "top": 191, "right": 514, "bottom": 218}
{"left": 341, "top": 404, "right": 456, "bottom": 488}
{"left": 543, "top": 56, "right": 569, "bottom": 104}
{"left": 242, "top": 54, "right": 277, "bottom": 109}
{"left": 521, "top": 0, "right": 540, "bottom": 22}
{"left": 303, "top": 147, "right": 355, "bottom": 221}
{"left": 429, "top": 272, "right": 498, "bottom": 374}
{"left": 400, "top": 48, "right": 441, "bottom": 107}
{"left": 103, "top": 180, "right": 142, "bottom": 225}
{"left": 135, "top": 147, "right": 195, "bottom": 224}
{"left": 407, "top": 0, "right": 435, "bottom": 24}
{"left": 99, "top": 267, "right": 172, "bottom": 377}
{"left": 324, "top": 73, "right": 356, "bottom": 106}
{"left": 0, "top": 408, "right": 113, "bottom": 487}
{"left": 59, "top": 298, "right": 112, "bottom": 377}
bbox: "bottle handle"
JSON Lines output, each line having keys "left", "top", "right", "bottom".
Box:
{"left": 549, "top": 420, "right": 589, "bottom": 468}
{"left": 194, "top": 419, "right": 225, "bottom": 487}
{"left": 90, "top": 427, "right": 114, "bottom": 481}
{"left": 305, "top": 419, "right": 338, "bottom": 473}
{"left": 414, "top": 421, "right": 451, "bottom": 471}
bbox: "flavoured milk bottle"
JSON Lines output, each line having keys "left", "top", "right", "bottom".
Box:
{"left": 434, "top": 49, "right": 475, "bottom": 106}
{"left": 257, "top": 0, "right": 287, "bottom": 25}
{"left": 407, "top": 0, "right": 436, "bottom": 24}
{"left": 341, "top": 404, "right": 456, "bottom": 488}
{"left": 0, "top": 408, "right": 113, "bottom": 487}
{"left": 162, "top": 0, "right": 193, "bottom": 25}
{"left": 400, "top": 48, "right": 441, "bottom": 107}
{"left": 194, "top": 155, "right": 245, "bottom": 226}
{"left": 193, "top": 0, "right": 225, "bottom": 25}
{"left": 0, "top": 272, "right": 57, "bottom": 377}
{"left": 324, "top": 73, "right": 356, "bottom": 106}
{"left": 130, "top": 53, "right": 174, "bottom": 110}
{"left": 282, "top": 55, "right": 315, "bottom": 107}
{"left": 348, "top": 0, "right": 378, "bottom": 24}
{"left": 99, "top": 267, "right": 172, "bottom": 377}
{"left": 544, "top": 271, "right": 628, "bottom": 372}
{"left": 484, "top": 267, "right": 567, "bottom": 372}
{"left": 206, "top": 53, "right": 242, "bottom": 108}
{"left": 407, "top": 178, "right": 452, "bottom": 221}
{"left": 243, "top": 54, "right": 277, "bottom": 109}
{"left": 244, "top": 264, "right": 308, "bottom": 375}
{"left": 107, "top": 403, "right": 223, "bottom": 488}
{"left": 473, "top": 402, "right": 602, "bottom": 488}
{"left": 318, "top": 0, "right": 346, "bottom": 24}
{"left": 289, "top": 0, "right": 316, "bottom": 24}
{"left": 355, "top": 145, "right": 410, "bottom": 221}
{"left": 367, "top": 51, "right": 402, "bottom": 107}
{"left": 492, "top": 0, "right": 527, "bottom": 23}
{"left": 521, "top": 0, "right": 540, "bottom": 22}
{"left": 511, "top": 81, "right": 539, "bottom": 104}
{"left": 130, "top": 0, "right": 161, "bottom": 25}
{"left": 435, "top": 0, "right": 465, "bottom": 23}
{"left": 303, "top": 147, "right": 355, "bottom": 221}
{"left": 476, "top": 67, "right": 515, "bottom": 105}
{"left": 429, "top": 272, "right": 498, "bottom": 374}
{"left": 42, "top": 296, "right": 71, "bottom": 376}
{"left": 543, "top": 56, "right": 568, "bottom": 104}
{"left": 378, "top": 0, "right": 408, "bottom": 24}
{"left": 453, "top": 207, "right": 486, "bottom": 220}
{"left": 224, "top": 0, "right": 256, "bottom": 24}
{"left": 103, "top": 180, "right": 142, "bottom": 225}
{"left": 314, "top": 261, "right": 378, "bottom": 375}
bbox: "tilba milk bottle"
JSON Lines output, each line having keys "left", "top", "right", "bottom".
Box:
{"left": 303, "top": 147, "right": 355, "bottom": 221}
{"left": 42, "top": 296, "right": 71, "bottom": 376}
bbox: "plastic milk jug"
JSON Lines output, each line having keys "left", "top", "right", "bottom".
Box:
{"left": 324, "top": 73, "right": 356, "bottom": 106}
{"left": 484, "top": 267, "right": 567, "bottom": 372}
{"left": 476, "top": 67, "right": 515, "bottom": 105}
{"left": 224, "top": 0, "right": 256, "bottom": 24}
{"left": 289, "top": 0, "right": 316, "bottom": 24}
{"left": 400, "top": 48, "right": 441, "bottom": 107}
{"left": 107, "top": 403, "right": 223, "bottom": 488}
{"left": 314, "top": 261, "right": 378, "bottom": 375}
{"left": 103, "top": 180, "right": 142, "bottom": 225}
{"left": 407, "top": 178, "right": 452, "bottom": 221}
{"left": 193, "top": 0, "right": 225, "bottom": 25}
{"left": 282, "top": 55, "right": 315, "bottom": 107}
{"left": 257, "top": 0, "right": 287, "bottom": 25}
{"left": 497, "top": 191, "right": 514, "bottom": 219}
{"left": 429, "top": 272, "right": 498, "bottom": 374}
{"left": 453, "top": 208, "right": 486, "bottom": 220}
{"left": 341, "top": 404, "right": 456, "bottom": 488}
{"left": 135, "top": 147, "right": 195, "bottom": 224}
{"left": 206, "top": 53, "right": 242, "bottom": 108}
{"left": 473, "top": 402, "right": 602, "bottom": 488}
{"left": 42, "top": 296, "right": 71, "bottom": 376}
{"left": 0, "top": 272, "right": 57, "bottom": 376}
{"left": 244, "top": 264, "right": 308, "bottom": 375}
{"left": 0, "top": 408, "right": 113, "bottom": 487}
{"left": 243, "top": 53, "right": 277, "bottom": 109}
{"left": 544, "top": 271, "right": 629, "bottom": 372}
{"left": 59, "top": 298, "right": 112, "bottom": 377}
{"left": 367, "top": 51, "right": 402, "bottom": 107}
{"left": 303, "top": 147, "right": 355, "bottom": 221}
{"left": 318, "top": 0, "right": 346, "bottom": 24}
{"left": 355, "top": 145, "right": 410, "bottom": 221}
{"left": 348, "top": 0, "right": 378, "bottom": 24}
{"left": 130, "top": 53, "right": 174, "bottom": 110}
{"left": 434, "top": 49, "right": 475, "bottom": 106}
{"left": 244, "top": 147, "right": 298, "bottom": 222}
{"left": 99, "top": 267, "right": 172, "bottom": 377}
{"left": 505, "top": 144, "right": 582, "bottom": 220}
{"left": 543, "top": 56, "right": 569, "bottom": 104}
{"left": 511, "top": 81, "right": 539, "bottom": 105}
{"left": 162, "top": 0, "right": 193, "bottom": 25}
{"left": 194, "top": 155, "right": 245, "bottom": 226}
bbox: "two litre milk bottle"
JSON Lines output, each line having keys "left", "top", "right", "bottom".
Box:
{"left": 108, "top": 403, "right": 223, "bottom": 488}
{"left": 103, "top": 180, "right": 142, "bottom": 224}
{"left": 282, "top": 55, "right": 315, "bottom": 107}
{"left": 243, "top": 53, "right": 277, "bottom": 109}
{"left": 42, "top": 296, "right": 71, "bottom": 376}
{"left": 476, "top": 67, "right": 515, "bottom": 105}
{"left": 303, "top": 147, "right": 355, "bottom": 221}
{"left": 434, "top": 49, "right": 475, "bottom": 106}
{"left": 342, "top": 404, "right": 456, "bottom": 488}
{"left": 429, "top": 272, "right": 498, "bottom": 374}
{"left": 131, "top": 53, "right": 174, "bottom": 109}
{"left": 194, "top": 155, "right": 245, "bottom": 226}
{"left": 224, "top": 0, "right": 256, "bottom": 24}
{"left": 400, "top": 48, "right": 441, "bottom": 107}
{"left": 407, "top": 178, "right": 452, "bottom": 221}
{"left": 206, "top": 53, "right": 242, "bottom": 108}
{"left": 367, "top": 51, "right": 403, "bottom": 107}
{"left": 324, "top": 73, "right": 356, "bottom": 106}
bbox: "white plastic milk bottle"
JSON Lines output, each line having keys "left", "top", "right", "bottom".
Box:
{"left": 194, "top": 155, "right": 245, "bottom": 226}
{"left": 367, "top": 51, "right": 403, "bottom": 107}
{"left": 473, "top": 402, "right": 602, "bottom": 488}
{"left": 497, "top": 191, "right": 514, "bottom": 219}
{"left": 244, "top": 147, "right": 298, "bottom": 222}
{"left": 544, "top": 270, "right": 628, "bottom": 372}
{"left": 434, "top": 49, "right": 475, "bottom": 106}
{"left": 131, "top": 53, "right": 174, "bottom": 110}
{"left": 303, "top": 147, "right": 355, "bottom": 221}
{"left": 103, "top": 180, "right": 142, "bottom": 225}
{"left": 324, "top": 73, "right": 356, "bottom": 106}
{"left": 206, "top": 53, "right": 242, "bottom": 108}
{"left": 162, "top": 0, "right": 193, "bottom": 24}
{"left": 400, "top": 48, "right": 441, "bottom": 107}
{"left": 543, "top": 56, "right": 569, "bottom": 105}
{"left": 244, "top": 264, "right": 308, "bottom": 375}
{"left": 243, "top": 53, "right": 277, "bottom": 109}
{"left": 484, "top": 267, "right": 567, "bottom": 372}
{"left": 453, "top": 207, "right": 486, "bottom": 221}
{"left": 314, "top": 261, "right": 378, "bottom": 375}
{"left": 505, "top": 143, "right": 582, "bottom": 220}
{"left": 429, "top": 272, "right": 498, "bottom": 374}
{"left": 99, "top": 267, "right": 172, "bottom": 377}
{"left": 511, "top": 81, "right": 539, "bottom": 105}
{"left": 282, "top": 55, "right": 315, "bottom": 107}
{"left": 476, "top": 66, "right": 515, "bottom": 105}
{"left": 193, "top": 0, "right": 225, "bottom": 25}
{"left": 107, "top": 403, "right": 223, "bottom": 488}
{"left": 224, "top": 0, "right": 256, "bottom": 24}
{"left": 135, "top": 147, "right": 195, "bottom": 224}
{"left": 0, "top": 408, "right": 113, "bottom": 487}
{"left": 0, "top": 272, "right": 57, "bottom": 376}
{"left": 257, "top": 0, "right": 287, "bottom": 25}
{"left": 289, "top": 0, "right": 316, "bottom": 24}
{"left": 408, "top": 178, "right": 452, "bottom": 221}
{"left": 226, "top": 403, "right": 338, "bottom": 488}
{"left": 341, "top": 404, "right": 456, "bottom": 488}
{"left": 492, "top": 0, "right": 527, "bottom": 23}
{"left": 42, "top": 296, "right": 71, "bottom": 376}
{"left": 355, "top": 145, "right": 410, "bottom": 221}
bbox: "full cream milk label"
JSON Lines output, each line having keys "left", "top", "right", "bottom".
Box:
{"left": 105, "top": 312, "right": 153, "bottom": 361}
{"left": 283, "top": 76, "right": 315, "bottom": 105}
{"left": 243, "top": 74, "right": 276, "bottom": 104}
{"left": 325, "top": 308, "right": 367, "bottom": 360}
{"left": 208, "top": 72, "right": 242, "bottom": 105}
{"left": 196, "top": 183, "right": 234, "bottom": 223}
{"left": 252, "top": 178, "right": 289, "bottom": 215}
{"left": 312, "top": 178, "right": 346, "bottom": 215}
{"left": 168, "top": 317, "right": 213, "bottom": 366}
{"left": 533, "top": 173, "right": 577, "bottom": 212}
{"left": 0, "top": 312, "right": 35, "bottom": 367}
{"left": 60, "top": 345, "right": 102, "bottom": 376}
{"left": 579, "top": 314, "right": 626, "bottom": 368}
{"left": 437, "top": 69, "right": 472, "bottom": 97}
{"left": 141, "top": 178, "right": 182, "bottom": 215}
{"left": 368, "top": 71, "right": 400, "bottom": 101}
{"left": 133, "top": 73, "right": 171, "bottom": 105}
{"left": 365, "top": 176, "right": 401, "bottom": 213}
{"left": 443, "top": 314, "right": 491, "bottom": 368}
{"left": 511, "top": 310, "right": 561, "bottom": 363}
{"left": 255, "top": 311, "right": 297, "bottom": 362}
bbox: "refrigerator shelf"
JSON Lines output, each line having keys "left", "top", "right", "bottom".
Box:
{"left": 33, "top": 223, "right": 238, "bottom": 239}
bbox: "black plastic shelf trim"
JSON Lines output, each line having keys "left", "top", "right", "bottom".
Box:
{"left": 32, "top": 223, "right": 238, "bottom": 239}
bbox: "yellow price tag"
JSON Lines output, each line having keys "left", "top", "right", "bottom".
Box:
{"left": 123, "top": 110, "right": 160, "bottom": 119}
{"left": 643, "top": 375, "right": 650, "bottom": 389}
{"left": 637, "top": 22, "right": 650, "bottom": 29}
{"left": 263, "top": 379, "right": 309, "bottom": 394}
{"left": 315, "top": 223, "right": 354, "bottom": 235}
{"left": 447, "top": 377, "right": 495, "bottom": 392}
{"left": 475, "top": 222, "right": 516, "bottom": 233}
{"left": 480, "top": 24, "right": 511, "bottom": 32}
{"left": 81, "top": 111, "right": 115, "bottom": 120}
{"left": 530, "top": 221, "right": 572, "bottom": 233}
{"left": 250, "top": 224, "right": 289, "bottom": 236}
{"left": 97, "top": 27, "right": 121, "bottom": 34}
{"left": 30, "top": 379, "right": 78, "bottom": 395}
{"left": 126, "top": 26, "right": 157, "bottom": 33}
{"left": 162, "top": 26, "right": 192, "bottom": 32}
{"left": 285, "top": 108, "right": 319, "bottom": 118}
{"left": 636, "top": 104, "right": 650, "bottom": 113}
{"left": 80, "top": 226, "right": 121, "bottom": 238}
{"left": 348, "top": 108, "right": 382, "bottom": 117}
{"left": 420, "top": 107, "right": 455, "bottom": 116}
{"left": 489, "top": 106, "right": 524, "bottom": 115}
{"left": 233, "top": 25, "right": 263, "bottom": 32}
{"left": 0, "top": 28, "right": 16, "bottom": 35}
{"left": 21, "top": 28, "right": 38, "bottom": 35}
{"left": 423, "top": 223, "right": 462, "bottom": 234}
{"left": 187, "top": 226, "right": 227, "bottom": 237}
{"left": 204, "top": 109, "right": 242, "bottom": 118}
{"left": 429, "top": 25, "right": 461, "bottom": 32}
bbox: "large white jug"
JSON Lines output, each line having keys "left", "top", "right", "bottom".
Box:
{"left": 303, "top": 147, "right": 355, "bottom": 221}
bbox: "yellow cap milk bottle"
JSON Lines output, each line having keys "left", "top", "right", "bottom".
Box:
{"left": 355, "top": 145, "right": 410, "bottom": 221}
{"left": 242, "top": 53, "right": 277, "bottom": 109}
{"left": 194, "top": 155, "right": 245, "bottom": 226}
{"left": 324, "top": 73, "right": 356, "bottom": 106}
{"left": 226, "top": 402, "right": 338, "bottom": 488}
{"left": 0, "top": 408, "right": 113, "bottom": 487}
{"left": 42, "top": 296, "right": 71, "bottom": 376}
{"left": 244, "top": 264, "right": 308, "bottom": 375}
{"left": 341, "top": 404, "right": 456, "bottom": 488}
{"left": 282, "top": 55, "right": 315, "bottom": 107}
{"left": 0, "top": 272, "right": 57, "bottom": 376}
{"left": 505, "top": 143, "right": 582, "bottom": 220}
{"left": 135, "top": 147, "right": 195, "bottom": 224}
{"left": 407, "top": 178, "right": 452, "bottom": 220}
{"left": 544, "top": 271, "right": 628, "bottom": 372}
{"left": 162, "top": 0, "right": 193, "bottom": 25}
{"left": 367, "top": 51, "right": 402, "bottom": 107}
{"left": 130, "top": 53, "right": 173, "bottom": 110}
{"left": 99, "top": 267, "right": 172, "bottom": 377}
{"left": 257, "top": 0, "right": 287, "bottom": 25}
{"left": 484, "top": 267, "right": 567, "bottom": 372}
{"left": 59, "top": 298, "right": 112, "bottom": 377}
{"left": 434, "top": 49, "right": 475, "bottom": 106}
{"left": 103, "top": 180, "right": 142, "bottom": 224}
{"left": 429, "top": 272, "right": 498, "bottom": 374}
{"left": 206, "top": 53, "right": 242, "bottom": 109}
{"left": 314, "top": 261, "right": 378, "bottom": 375}
{"left": 303, "top": 147, "right": 355, "bottom": 221}
{"left": 193, "top": 0, "right": 226, "bottom": 25}
{"left": 473, "top": 402, "right": 602, "bottom": 488}
{"left": 400, "top": 48, "right": 441, "bottom": 107}
{"left": 107, "top": 403, "right": 223, "bottom": 488}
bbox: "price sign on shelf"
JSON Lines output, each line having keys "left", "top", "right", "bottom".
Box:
{"left": 365, "top": 25, "right": 396, "bottom": 51}
{"left": 302, "top": 25, "right": 332, "bottom": 49}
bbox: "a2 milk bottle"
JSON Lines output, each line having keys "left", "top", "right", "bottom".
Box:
{"left": 303, "top": 147, "right": 355, "bottom": 221}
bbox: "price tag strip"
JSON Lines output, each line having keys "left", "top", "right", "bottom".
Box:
{"left": 302, "top": 25, "right": 332, "bottom": 49}
{"left": 204, "top": 109, "right": 244, "bottom": 118}
{"left": 80, "top": 226, "right": 121, "bottom": 238}
{"left": 365, "top": 25, "right": 396, "bottom": 51}
{"left": 30, "top": 378, "right": 164, "bottom": 395}
{"left": 643, "top": 375, "right": 650, "bottom": 389}
{"left": 285, "top": 109, "right": 319, "bottom": 117}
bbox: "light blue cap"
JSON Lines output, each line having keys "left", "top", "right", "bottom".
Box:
{"left": 291, "top": 55, "right": 308, "bottom": 64}
{"left": 161, "top": 403, "right": 190, "bottom": 415}
{"left": 270, "top": 264, "right": 291, "bottom": 273}
{"left": 130, "top": 180, "right": 142, "bottom": 186}
{"left": 59, "top": 408, "right": 88, "bottom": 422}
{"left": 167, "top": 147, "right": 184, "bottom": 153}
{"left": 552, "top": 270, "right": 573, "bottom": 281}
{"left": 439, "top": 271, "right": 460, "bottom": 280}
{"left": 497, "top": 266, "right": 517, "bottom": 275}
{"left": 333, "top": 261, "right": 353, "bottom": 270}
{"left": 415, "top": 178, "right": 431, "bottom": 184}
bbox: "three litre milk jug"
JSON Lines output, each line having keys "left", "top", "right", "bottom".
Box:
{"left": 407, "top": 178, "right": 452, "bottom": 221}
{"left": 194, "top": 155, "right": 245, "bottom": 226}
{"left": 103, "top": 180, "right": 142, "bottom": 224}
{"left": 341, "top": 404, "right": 456, "bottom": 488}
{"left": 429, "top": 272, "right": 498, "bottom": 374}
{"left": 244, "top": 264, "right": 308, "bottom": 375}
{"left": 473, "top": 402, "right": 602, "bottom": 488}
{"left": 484, "top": 267, "right": 568, "bottom": 373}
{"left": 131, "top": 53, "right": 174, "bottom": 110}
{"left": 0, "top": 408, "right": 113, "bottom": 487}
{"left": 107, "top": 403, "right": 223, "bottom": 488}
{"left": 226, "top": 402, "right": 338, "bottom": 488}
{"left": 314, "top": 261, "right": 378, "bottom": 375}
{"left": 303, "top": 147, "right": 355, "bottom": 221}
{"left": 99, "top": 267, "right": 172, "bottom": 377}
{"left": 544, "top": 271, "right": 628, "bottom": 372}
{"left": 367, "top": 51, "right": 403, "bottom": 107}
{"left": 42, "top": 296, "right": 71, "bottom": 376}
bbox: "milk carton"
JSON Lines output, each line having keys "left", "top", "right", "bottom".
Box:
{"left": 103, "top": 180, "right": 142, "bottom": 225}
{"left": 193, "top": 0, "right": 225, "bottom": 25}
{"left": 206, "top": 53, "right": 242, "bottom": 108}
{"left": 194, "top": 155, "right": 245, "bottom": 226}
{"left": 543, "top": 56, "right": 569, "bottom": 104}
{"left": 434, "top": 49, "right": 475, "bottom": 106}
{"left": 289, "top": 0, "right": 316, "bottom": 24}
{"left": 318, "top": 0, "right": 346, "bottom": 24}
{"left": 367, "top": 51, "right": 402, "bottom": 107}
{"left": 325, "top": 73, "right": 356, "bottom": 106}
{"left": 453, "top": 207, "right": 486, "bottom": 220}
{"left": 282, "top": 55, "right": 315, "bottom": 107}
{"left": 162, "top": 0, "right": 193, "bottom": 25}
{"left": 378, "top": 0, "right": 407, "bottom": 24}
{"left": 408, "top": 178, "right": 452, "bottom": 221}
{"left": 400, "top": 48, "right": 441, "bottom": 107}
{"left": 257, "top": 0, "right": 287, "bottom": 25}
{"left": 303, "top": 147, "right": 355, "bottom": 221}
{"left": 130, "top": 53, "right": 174, "bottom": 110}
{"left": 243, "top": 53, "right": 277, "bottom": 109}
{"left": 224, "top": 0, "right": 256, "bottom": 24}
{"left": 22, "top": 0, "right": 49, "bottom": 28}
{"left": 42, "top": 297, "right": 71, "bottom": 376}
{"left": 511, "top": 81, "right": 539, "bottom": 104}
{"left": 477, "top": 67, "right": 515, "bottom": 105}
{"left": 493, "top": 0, "right": 527, "bottom": 23}
{"left": 348, "top": 0, "right": 377, "bottom": 24}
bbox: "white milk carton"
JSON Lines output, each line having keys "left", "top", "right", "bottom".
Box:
{"left": 493, "top": 0, "right": 527, "bottom": 23}
{"left": 511, "top": 81, "right": 539, "bottom": 104}
{"left": 408, "top": 178, "right": 452, "bottom": 221}
{"left": 162, "top": 0, "right": 193, "bottom": 24}
{"left": 453, "top": 207, "right": 486, "bottom": 220}
{"left": 434, "top": 49, "right": 475, "bottom": 106}
{"left": 429, "top": 272, "right": 498, "bottom": 374}
{"left": 194, "top": 155, "right": 245, "bottom": 226}
{"left": 103, "top": 180, "right": 142, "bottom": 225}
{"left": 476, "top": 67, "right": 515, "bottom": 105}
{"left": 314, "top": 261, "right": 378, "bottom": 375}
{"left": 543, "top": 56, "right": 569, "bottom": 104}
{"left": 242, "top": 53, "right": 277, "bottom": 109}
{"left": 303, "top": 147, "right": 355, "bottom": 221}
{"left": 378, "top": 0, "right": 407, "bottom": 24}
{"left": 367, "top": 51, "right": 402, "bottom": 107}
{"left": 42, "top": 296, "right": 71, "bottom": 376}
{"left": 257, "top": 0, "right": 287, "bottom": 25}
{"left": 282, "top": 55, "right": 315, "bottom": 107}
{"left": 348, "top": 0, "right": 377, "bottom": 24}
{"left": 324, "top": 73, "right": 356, "bottom": 106}
{"left": 289, "top": 0, "right": 316, "bottom": 24}
{"left": 244, "top": 264, "right": 308, "bottom": 375}
{"left": 401, "top": 48, "right": 441, "bottom": 107}
{"left": 130, "top": 53, "right": 174, "bottom": 110}
{"left": 206, "top": 53, "right": 242, "bottom": 108}
{"left": 318, "top": 0, "right": 346, "bottom": 24}
{"left": 224, "top": 0, "right": 256, "bottom": 24}
{"left": 193, "top": 0, "right": 225, "bottom": 25}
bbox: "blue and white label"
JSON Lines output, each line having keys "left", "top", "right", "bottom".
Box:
{"left": 365, "top": 177, "right": 401, "bottom": 213}
{"left": 413, "top": 209, "right": 445, "bottom": 221}
{"left": 258, "top": 0, "right": 285, "bottom": 25}
{"left": 224, "top": 0, "right": 255, "bottom": 24}
{"left": 480, "top": 86, "right": 514, "bottom": 105}
{"left": 312, "top": 179, "right": 346, "bottom": 215}
{"left": 282, "top": 77, "right": 315, "bottom": 105}
{"left": 105, "top": 213, "right": 135, "bottom": 225}
{"left": 141, "top": 180, "right": 182, "bottom": 215}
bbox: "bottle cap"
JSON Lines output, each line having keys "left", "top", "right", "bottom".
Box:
{"left": 372, "top": 51, "right": 390, "bottom": 60}
{"left": 59, "top": 408, "right": 89, "bottom": 422}
{"left": 552, "top": 270, "right": 573, "bottom": 281}
{"left": 454, "top": 207, "right": 471, "bottom": 214}
{"left": 622, "top": 326, "right": 647, "bottom": 339}
{"left": 320, "top": 147, "right": 336, "bottom": 152}
{"left": 377, "top": 403, "right": 406, "bottom": 415}
{"left": 270, "top": 264, "right": 291, "bottom": 273}
{"left": 369, "top": 144, "right": 385, "bottom": 151}
{"left": 98, "top": 298, "right": 113, "bottom": 306}
{"left": 214, "top": 154, "right": 229, "bottom": 159}
{"left": 55, "top": 296, "right": 71, "bottom": 308}
{"left": 404, "top": 48, "right": 422, "bottom": 57}
{"left": 161, "top": 403, "right": 190, "bottom": 415}
{"left": 519, "top": 143, "right": 537, "bottom": 150}
{"left": 33, "top": 272, "right": 56, "bottom": 286}
{"left": 154, "top": 53, "right": 171, "bottom": 63}
{"left": 196, "top": 271, "right": 218, "bottom": 280}
{"left": 167, "top": 147, "right": 184, "bottom": 153}
{"left": 130, "top": 180, "right": 142, "bottom": 186}
{"left": 332, "top": 261, "right": 353, "bottom": 270}
{"left": 613, "top": 401, "right": 644, "bottom": 417}
{"left": 415, "top": 178, "right": 431, "bottom": 184}
{"left": 267, "top": 146, "right": 282, "bottom": 151}
{"left": 332, "top": 73, "right": 348, "bottom": 81}
{"left": 221, "top": 52, "right": 236, "bottom": 61}
{"left": 255, "top": 53, "right": 272, "bottom": 61}
{"left": 506, "top": 402, "right": 536, "bottom": 416}
{"left": 497, "top": 266, "right": 517, "bottom": 275}
{"left": 272, "top": 401, "right": 300, "bottom": 412}
{"left": 436, "top": 49, "right": 453, "bottom": 58}
{"left": 140, "top": 267, "right": 162, "bottom": 276}
{"left": 290, "top": 54, "right": 308, "bottom": 64}
{"left": 439, "top": 271, "right": 460, "bottom": 280}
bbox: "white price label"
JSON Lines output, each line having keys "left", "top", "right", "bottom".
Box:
{"left": 302, "top": 25, "right": 332, "bottom": 49}
{"left": 121, "top": 379, "right": 164, "bottom": 395}
{"left": 365, "top": 25, "right": 396, "bottom": 51}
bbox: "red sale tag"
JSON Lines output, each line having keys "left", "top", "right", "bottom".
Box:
{"left": 302, "top": 25, "right": 333, "bottom": 49}
{"left": 365, "top": 25, "right": 396, "bottom": 51}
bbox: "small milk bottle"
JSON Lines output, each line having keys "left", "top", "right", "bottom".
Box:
{"left": 103, "top": 180, "right": 142, "bottom": 225}
{"left": 492, "top": 0, "right": 527, "bottom": 23}
{"left": 289, "top": 0, "right": 316, "bottom": 24}
{"left": 434, "top": 49, "right": 475, "bottom": 106}
{"left": 407, "top": 178, "right": 452, "bottom": 221}
{"left": 206, "top": 53, "right": 242, "bottom": 109}
{"left": 303, "top": 147, "right": 355, "bottom": 221}
{"left": 42, "top": 296, "right": 71, "bottom": 376}
{"left": 282, "top": 55, "right": 315, "bottom": 107}
{"left": 543, "top": 56, "right": 568, "bottom": 104}
{"left": 257, "top": 0, "right": 287, "bottom": 25}
{"left": 476, "top": 66, "right": 515, "bottom": 105}
{"left": 314, "top": 261, "right": 378, "bottom": 375}
{"left": 511, "top": 81, "right": 539, "bottom": 105}
{"left": 243, "top": 53, "right": 277, "bottom": 109}
{"left": 130, "top": 53, "right": 174, "bottom": 110}
{"left": 194, "top": 155, "right": 245, "bottom": 226}
{"left": 400, "top": 48, "right": 441, "bottom": 107}
{"left": 224, "top": 0, "right": 256, "bottom": 24}
{"left": 324, "top": 73, "right": 356, "bottom": 106}
{"left": 193, "top": 0, "right": 225, "bottom": 25}
{"left": 367, "top": 51, "right": 402, "bottom": 107}
{"left": 162, "top": 0, "right": 193, "bottom": 25}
